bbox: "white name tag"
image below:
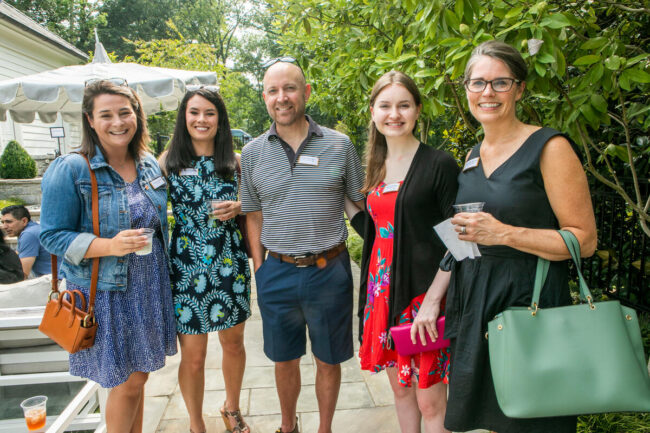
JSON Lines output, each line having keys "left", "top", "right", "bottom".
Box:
{"left": 463, "top": 157, "right": 480, "bottom": 171}
{"left": 383, "top": 182, "right": 401, "bottom": 193}
{"left": 297, "top": 155, "right": 319, "bottom": 166}
{"left": 180, "top": 168, "right": 199, "bottom": 176}
{"left": 150, "top": 176, "right": 166, "bottom": 189}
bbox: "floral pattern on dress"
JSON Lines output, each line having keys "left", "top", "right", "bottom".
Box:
{"left": 359, "top": 181, "right": 449, "bottom": 389}
{"left": 168, "top": 156, "right": 251, "bottom": 334}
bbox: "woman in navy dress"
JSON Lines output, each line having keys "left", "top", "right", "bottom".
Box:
{"left": 40, "top": 80, "right": 177, "bottom": 433}
{"left": 411, "top": 41, "right": 597, "bottom": 432}
{"left": 159, "top": 87, "right": 251, "bottom": 433}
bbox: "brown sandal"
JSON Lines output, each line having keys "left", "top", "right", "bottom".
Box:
{"left": 220, "top": 404, "right": 250, "bottom": 433}
{"left": 274, "top": 416, "right": 299, "bottom": 433}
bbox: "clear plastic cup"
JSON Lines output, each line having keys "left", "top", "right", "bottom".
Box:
{"left": 208, "top": 199, "right": 225, "bottom": 226}
{"left": 135, "top": 228, "right": 155, "bottom": 256}
{"left": 452, "top": 202, "right": 485, "bottom": 213}
{"left": 20, "top": 395, "right": 47, "bottom": 431}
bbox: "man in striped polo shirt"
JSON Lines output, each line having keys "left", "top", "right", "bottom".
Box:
{"left": 240, "top": 59, "right": 365, "bottom": 433}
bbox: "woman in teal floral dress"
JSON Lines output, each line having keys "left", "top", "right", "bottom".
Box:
{"left": 159, "top": 87, "right": 251, "bottom": 433}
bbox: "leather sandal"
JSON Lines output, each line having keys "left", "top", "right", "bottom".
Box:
{"left": 220, "top": 403, "right": 250, "bottom": 433}
{"left": 274, "top": 416, "right": 299, "bottom": 433}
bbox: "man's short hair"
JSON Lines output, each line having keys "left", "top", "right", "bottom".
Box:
{"left": 1, "top": 205, "right": 31, "bottom": 221}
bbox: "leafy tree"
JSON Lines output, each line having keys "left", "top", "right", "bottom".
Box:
{"left": 7, "top": 0, "right": 105, "bottom": 52}
{"left": 173, "top": 0, "right": 250, "bottom": 64}
{"left": 99, "top": 0, "right": 178, "bottom": 57}
{"left": 269, "top": 0, "right": 650, "bottom": 236}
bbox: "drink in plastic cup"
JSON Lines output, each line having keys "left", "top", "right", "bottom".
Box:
{"left": 135, "top": 228, "right": 155, "bottom": 256}
{"left": 208, "top": 199, "right": 225, "bottom": 226}
{"left": 20, "top": 395, "right": 47, "bottom": 431}
{"left": 452, "top": 202, "right": 485, "bottom": 213}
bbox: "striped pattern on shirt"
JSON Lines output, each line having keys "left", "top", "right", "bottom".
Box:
{"left": 240, "top": 125, "right": 364, "bottom": 255}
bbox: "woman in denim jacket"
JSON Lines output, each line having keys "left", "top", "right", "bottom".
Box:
{"left": 40, "top": 80, "right": 177, "bottom": 433}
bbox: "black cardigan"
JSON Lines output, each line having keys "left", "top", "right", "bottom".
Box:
{"left": 351, "top": 144, "right": 459, "bottom": 342}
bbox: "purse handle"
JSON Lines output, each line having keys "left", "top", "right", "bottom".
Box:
{"left": 530, "top": 230, "right": 594, "bottom": 314}
{"left": 49, "top": 153, "right": 100, "bottom": 327}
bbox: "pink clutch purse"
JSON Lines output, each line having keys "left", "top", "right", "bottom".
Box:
{"left": 390, "top": 316, "right": 450, "bottom": 356}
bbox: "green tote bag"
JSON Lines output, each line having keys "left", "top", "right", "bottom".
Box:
{"left": 488, "top": 230, "right": 650, "bottom": 418}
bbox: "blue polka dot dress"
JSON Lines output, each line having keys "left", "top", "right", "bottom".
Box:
{"left": 68, "top": 180, "right": 177, "bottom": 388}
{"left": 168, "top": 156, "right": 251, "bottom": 334}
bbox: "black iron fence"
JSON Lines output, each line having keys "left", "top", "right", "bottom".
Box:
{"left": 581, "top": 178, "right": 649, "bottom": 312}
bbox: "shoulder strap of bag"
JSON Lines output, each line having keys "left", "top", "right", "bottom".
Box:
{"left": 50, "top": 153, "right": 100, "bottom": 321}
{"left": 530, "top": 230, "right": 594, "bottom": 310}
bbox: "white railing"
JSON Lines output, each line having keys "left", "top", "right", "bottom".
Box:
{"left": 0, "top": 306, "right": 106, "bottom": 433}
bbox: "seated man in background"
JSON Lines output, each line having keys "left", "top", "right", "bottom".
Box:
{"left": 1, "top": 205, "right": 51, "bottom": 279}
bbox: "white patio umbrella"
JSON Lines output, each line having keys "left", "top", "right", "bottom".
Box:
{"left": 0, "top": 33, "right": 216, "bottom": 123}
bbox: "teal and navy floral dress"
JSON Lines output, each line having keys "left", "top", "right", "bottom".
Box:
{"left": 168, "top": 156, "right": 251, "bottom": 334}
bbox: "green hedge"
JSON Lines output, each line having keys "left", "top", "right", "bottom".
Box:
{"left": 0, "top": 140, "right": 36, "bottom": 179}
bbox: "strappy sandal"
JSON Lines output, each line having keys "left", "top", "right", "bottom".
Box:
{"left": 220, "top": 403, "right": 250, "bottom": 433}
{"left": 274, "top": 416, "right": 299, "bottom": 433}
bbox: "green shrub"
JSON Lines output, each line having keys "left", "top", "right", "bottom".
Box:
{"left": 578, "top": 412, "right": 650, "bottom": 433}
{"left": 346, "top": 220, "right": 363, "bottom": 266}
{"left": 0, "top": 140, "right": 37, "bottom": 179}
{"left": 0, "top": 197, "right": 26, "bottom": 209}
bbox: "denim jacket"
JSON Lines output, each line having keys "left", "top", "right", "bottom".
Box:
{"left": 40, "top": 147, "right": 169, "bottom": 291}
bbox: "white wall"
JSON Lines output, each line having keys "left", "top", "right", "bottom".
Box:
{"left": 0, "top": 20, "right": 85, "bottom": 157}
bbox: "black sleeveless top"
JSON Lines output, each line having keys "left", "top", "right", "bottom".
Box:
{"left": 457, "top": 127, "right": 565, "bottom": 257}
{"left": 443, "top": 127, "right": 579, "bottom": 433}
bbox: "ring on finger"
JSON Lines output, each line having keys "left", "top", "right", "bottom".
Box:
{"left": 460, "top": 225, "right": 467, "bottom": 234}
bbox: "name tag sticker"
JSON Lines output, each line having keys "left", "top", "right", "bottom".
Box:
{"left": 383, "top": 183, "right": 401, "bottom": 193}
{"left": 463, "top": 157, "right": 480, "bottom": 172}
{"left": 297, "top": 155, "right": 319, "bottom": 166}
{"left": 150, "top": 176, "right": 166, "bottom": 189}
{"left": 180, "top": 168, "right": 199, "bottom": 176}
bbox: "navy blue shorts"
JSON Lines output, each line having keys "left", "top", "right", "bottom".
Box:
{"left": 255, "top": 250, "right": 354, "bottom": 364}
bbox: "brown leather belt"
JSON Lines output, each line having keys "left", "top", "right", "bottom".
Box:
{"left": 268, "top": 242, "right": 347, "bottom": 267}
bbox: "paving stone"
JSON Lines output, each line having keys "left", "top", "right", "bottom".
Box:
{"left": 301, "top": 407, "right": 399, "bottom": 433}
{"left": 143, "top": 396, "right": 169, "bottom": 433}
{"left": 146, "top": 353, "right": 180, "bottom": 397}
{"left": 360, "top": 368, "right": 395, "bottom": 407}
{"left": 162, "top": 389, "right": 249, "bottom": 420}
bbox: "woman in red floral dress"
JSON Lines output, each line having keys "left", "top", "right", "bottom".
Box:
{"left": 352, "top": 71, "right": 459, "bottom": 432}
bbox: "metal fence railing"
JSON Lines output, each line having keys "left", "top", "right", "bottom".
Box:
{"left": 581, "top": 178, "right": 649, "bottom": 312}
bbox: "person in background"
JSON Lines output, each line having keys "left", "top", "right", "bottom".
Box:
{"left": 1, "top": 205, "right": 51, "bottom": 278}
{"left": 411, "top": 40, "right": 597, "bottom": 433}
{"left": 350, "top": 70, "right": 458, "bottom": 433}
{"left": 0, "top": 228, "right": 23, "bottom": 284}
{"left": 240, "top": 57, "right": 365, "bottom": 433}
{"left": 159, "top": 86, "right": 251, "bottom": 433}
{"left": 39, "top": 79, "right": 177, "bottom": 433}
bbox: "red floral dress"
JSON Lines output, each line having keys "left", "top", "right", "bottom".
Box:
{"left": 359, "top": 182, "right": 450, "bottom": 388}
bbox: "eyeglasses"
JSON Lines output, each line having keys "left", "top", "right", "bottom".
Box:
{"left": 84, "top": 77, "right": 129, "bottom": 87}
{"left": 261, "top": 56, "right": 297, "bottom": 69}
{"left": 463, "top": 77, "right": 521, "bottom": 93}
{"left": 185, "top": 84, "right": 219, "bottom": 93}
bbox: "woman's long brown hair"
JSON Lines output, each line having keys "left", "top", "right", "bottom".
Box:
{"left": 361, "top": 70, "right": 422, "bottom": 194}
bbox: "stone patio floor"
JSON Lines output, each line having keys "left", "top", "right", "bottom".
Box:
{"left": 142, "top": 260, "right": 487, "bottom": 433}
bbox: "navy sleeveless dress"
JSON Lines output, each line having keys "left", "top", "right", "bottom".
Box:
{"left": 443, "top": 128, "right": 578, "bottom": 432}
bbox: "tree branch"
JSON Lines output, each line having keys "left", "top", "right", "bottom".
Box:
{"left": 601, "top": 1, "right": 650, "bottom": 14}
{"left": 446, "top": 75, "right": 477, "bottom": 135}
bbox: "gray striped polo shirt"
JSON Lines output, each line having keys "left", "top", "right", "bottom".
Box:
{"left": 240, "top": 120, "right": 364, "bottom": 255}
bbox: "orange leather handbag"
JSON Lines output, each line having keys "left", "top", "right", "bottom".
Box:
{"left": 39, "top": 153, "right": 99, "bottom": 353}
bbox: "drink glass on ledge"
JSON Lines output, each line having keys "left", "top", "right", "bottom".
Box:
{"left": 20, "top": 395, "right": 47, "bottom": 431}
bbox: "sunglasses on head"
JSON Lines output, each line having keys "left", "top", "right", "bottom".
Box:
{"left": 261, "top": 56, "right": 298, "bottom": 69}
{"left": 185, "top": 84, "right": 220, "bottom": 93}
{"left": 84, "top": 77, "right": 129, "bottom": 87}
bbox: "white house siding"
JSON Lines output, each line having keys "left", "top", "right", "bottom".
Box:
{"left": 0, "top": 18, "right": 85, "bottom": 157}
